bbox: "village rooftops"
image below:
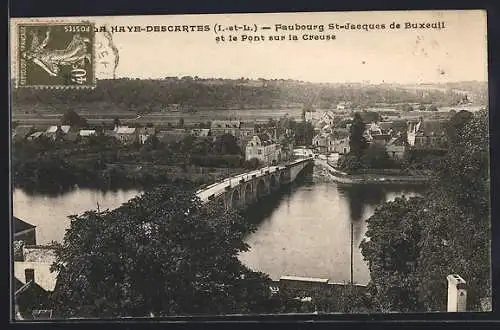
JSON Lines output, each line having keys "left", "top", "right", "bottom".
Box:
{"left": 190, "top": 128, "right": 210, "bottom": 137}
{"left": 379, "top": 120, "right": 408, "bottom": 133}
{"left": 114, "top": 126, "right": 136, "bottom": 134}
{"left": 79, "top": 129, "right": 96, "bottom": 137}
{"left": 417, "top": 120, "right": 448, "bottom": 136}
{"left": 28, "top": 132, "right": 44, "bottom": 139}
{"left": 138, "top": 127, "right": 157, "bottom": 135}
{"left": 46, "top": 125, "right": 71, "bottom": 134}
{"left": 211, "top": 120, "right": 241, "bottom": 129}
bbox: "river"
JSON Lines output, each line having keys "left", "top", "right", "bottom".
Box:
{"left": 12, "top": 174, "right": 426, "bottom": 285}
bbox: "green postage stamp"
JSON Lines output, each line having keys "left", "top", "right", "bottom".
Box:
{"left": 17, "top": 22, "right": 95, "bottom": 88}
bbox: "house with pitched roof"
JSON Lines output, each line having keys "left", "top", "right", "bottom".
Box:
{"left": 44, "top": 125, "right": 78, "bottom": 142}
{"left": 385, "top": 135, "right": 407, "bottom": 159}
{"left": 210, "top": 120, "right": 241, "bottom": 137}
{"left": 189, "top": 128, "right": 211, "bottom": 138}
{"left": 13, "top": 245, "right": 57, "bottom": 320}
{"left": 113, "top": 126, "right": 138, "bottom": 145}
{"left": 27, "top": 131, "right": 44, "bottom": 141}
{"left": 137, "top": 127, "right": 157, "bottom": 144}
{"left": 408, "top": 118, "right": 448, "bottom": 150}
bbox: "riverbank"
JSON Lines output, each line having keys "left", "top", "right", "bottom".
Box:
{"left": 13, "top": 159, "right": 247, "bottom": 197}
{"left": 314, "top": 160, "right": 432, "bottom": 185}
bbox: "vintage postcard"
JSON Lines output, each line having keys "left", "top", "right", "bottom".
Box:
{"left": 9, "top": 10, "right": 490, "bottom": 320}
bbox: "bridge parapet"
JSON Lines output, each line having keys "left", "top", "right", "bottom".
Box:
{"left": 196, "top": 157, "right": 313, "bottom": 210}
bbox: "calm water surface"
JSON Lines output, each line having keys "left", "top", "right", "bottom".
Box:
{"left": 12, "top": 175, "right": 425, "bottom": 285}
{"left": 12, "top": 187, "right": 142, "bottom": 244}
{"left": 239, "top": 174, "right": 425, "bottom": 284}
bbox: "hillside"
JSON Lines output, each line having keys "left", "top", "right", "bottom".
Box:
{"left": 11, "top": 78, "right": 487, "bottom": 114}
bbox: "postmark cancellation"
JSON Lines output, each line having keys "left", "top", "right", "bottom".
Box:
{"left": 17, "top": 22, "right": 96, "bottom": 89}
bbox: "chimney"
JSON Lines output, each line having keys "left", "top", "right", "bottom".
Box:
{"left": 25, "top": 268, "right": 35, "bottom": 283}
{"left": 447, "top": 274, "right": 467, "bottom": 312}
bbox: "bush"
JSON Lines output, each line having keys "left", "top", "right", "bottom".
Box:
{"left": 360, "top": 145, "right": 394, "bottom": 169}
{"left": 338, "top": 154, "right": 363, "bottom": 172}
{"left": 244, "top": 158, "right": 260, "bottom": 169}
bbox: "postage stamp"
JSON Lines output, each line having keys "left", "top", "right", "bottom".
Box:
{"left": 17, "top": 22, "right": 95, "bottom": 88}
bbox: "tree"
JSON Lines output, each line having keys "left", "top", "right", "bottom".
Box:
{"left": 293, "top": 121, "right": 314, "bottom": 146}
{"left": 178, "top": 117, "right": 185, "bottom": 128}
{"left": 361, "top": 111, "right": 381, "bottom": 123}
{"left": 418, "top": 104, "right": 426, "bottom": 111}
{"left": 348, "top": 113, "right": 368, "bottom": 157}
{"left": 427, "top": 104, "right": 438, "bottom": 112}
{"left": 360, "top": 144, "right": 393, "bottom": 169}
{"left": 361, "top": 109, "right": 491, "bottom": 312}
{"left": 213, "top": 134, "right": 241, "bottom": 155}
{"left": 61, "top": 110, "right": 87, "bottom": 127}
{"left": 360, "top": 196, "right": 427, "bottom": 312}
{"left": 49, "top": 184, "right": 277, "bottom": 317}
{"left": 401, "top": 104, "right": 414, "bottom": 112}
{"left": 445, "top": 110, "right": 473, "bottom": 146}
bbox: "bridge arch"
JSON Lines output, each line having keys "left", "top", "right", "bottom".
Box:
{"left": 243, "top": 183, "right": 253, "bottom": 205}
{"left": 231, "top": 189, "right": 240, "bottom": 209}
{"left": 279, "top": 171, "right": 286, "bottom": 184}
{"left": 256, "top": 179, "right": 266, "bottom": 198}
{"left": 270, "top": 174, "right": 279, "bottom": 191}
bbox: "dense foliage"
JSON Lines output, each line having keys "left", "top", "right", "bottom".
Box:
{"left": 360, "top": 109, "right": 491, "bottom": 312}
{"left": 60, "top": 110, "right": 88, "bottom": 127}
{"left": 11, "top": 133, "right": 253, "bottom": 194}
{"left": 12, "top": 78, "right": 485, "bottom": 113}
{"left": 348, "top": 113, "right": 368, "bottom": 157}
{"left": 49, "top": 185, "right": 281, "bottom": 317}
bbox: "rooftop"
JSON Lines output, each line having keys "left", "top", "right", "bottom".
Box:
{"left": 114, "top": 126, "right": 136, "bottom": 134}
{"left": 14, "top": 217, "right": 36, "bottom": 233}
{"left": 211, "top": 120, "right": 241, "bottom": 129}
{"left": 79, "top": 129, "right": 96, "bottom": 137}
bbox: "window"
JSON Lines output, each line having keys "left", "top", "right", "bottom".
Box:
{"left": 25, "top": 268, "right": 34, "bottom": 283}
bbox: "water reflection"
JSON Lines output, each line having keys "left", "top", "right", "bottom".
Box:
{"left": 240, "top": 178, "right": 426, "bottom": 284}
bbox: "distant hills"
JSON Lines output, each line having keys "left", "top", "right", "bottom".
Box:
{"left": 11, "top": 78, "right": 488, "bottom": 114}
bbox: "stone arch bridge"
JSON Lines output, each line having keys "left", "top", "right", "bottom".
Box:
{"left": 196, "top": 158, "right": 314, "bottom": 210}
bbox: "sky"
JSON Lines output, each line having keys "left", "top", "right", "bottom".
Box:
{"left": 10, "top": 10, "right": 488, "bottom": 84}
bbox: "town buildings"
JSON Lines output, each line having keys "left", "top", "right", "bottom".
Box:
{"left": 113, "top": 126, "right": 138, "bottom": 145}
{"left": 408, "top": 119, "right": 448, "bottom": 150}
{"left": 156, "top": 129, "right": 189, "bottom": 144}
{"left": 13, "top": 216, "right": 56, "bottom": 320}
{"left": 44, "top": 125, "right": 78, "bottom": 142}
{"left": 137, "top": 127, "right": 157, "bottom": 144}
{"left": 14, "top": 245, "right": 58, "bottom": 320}
{"left": 245, "top": 134, "right": 282, "bottom": 165}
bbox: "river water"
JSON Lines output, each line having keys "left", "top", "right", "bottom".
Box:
{"left": 12, "top": 172, "right": 425, "bottom": 285}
